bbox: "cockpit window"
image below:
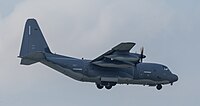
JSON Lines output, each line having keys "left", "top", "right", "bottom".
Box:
{"left": 163, "top": 66, "right": 172, "bottom": 73}
{"left": 163, "top": 66, "right": 169, "bottom": 71}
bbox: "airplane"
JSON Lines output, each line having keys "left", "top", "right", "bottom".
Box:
{"left": 18, "top": 19, "right": 178, "bottom": 90}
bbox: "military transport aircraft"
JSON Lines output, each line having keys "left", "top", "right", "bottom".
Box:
{"left": 18, "top": 19, "right": 178, "bottom": 90}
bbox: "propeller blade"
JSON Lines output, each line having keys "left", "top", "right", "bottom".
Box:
{"left": 140, "top": 47, "right": 144, "bottom": 62}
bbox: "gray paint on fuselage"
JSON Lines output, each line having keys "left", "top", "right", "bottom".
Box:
{"left": 41, "top": 53, "right": 176, "bottom": 86}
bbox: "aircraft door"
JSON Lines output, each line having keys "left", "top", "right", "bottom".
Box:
{"left": 143, "top": 70, "right": 152, "bottom": 78}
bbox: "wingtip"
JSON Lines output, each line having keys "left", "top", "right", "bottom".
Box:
{"left": 121, "top": 42, "right": 136, "bottom": 45}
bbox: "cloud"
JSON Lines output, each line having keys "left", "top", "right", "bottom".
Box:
{"left": 1, "top": 0, "right": 173, "bottom": 57}
{"left": 0, "top": 0, "right": 200, "bottom": 106}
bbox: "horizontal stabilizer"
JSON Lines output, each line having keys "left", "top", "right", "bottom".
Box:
{"left": 20, "top": 58, "right": 37, "bottom": 65}
{"left": 19, "top": 52, "right": 46, "bottom": 65}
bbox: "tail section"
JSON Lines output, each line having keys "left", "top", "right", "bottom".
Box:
{"left": 19, "top": 19, "right": 51, "bottom": 65}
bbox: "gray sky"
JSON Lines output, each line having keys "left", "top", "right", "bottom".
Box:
{"left": 0, "top": 0, "right": 200, "bottom": 106}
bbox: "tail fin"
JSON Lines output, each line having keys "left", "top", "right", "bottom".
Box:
{"left": 19, "top": 19, "right": 51, "bottom": 65}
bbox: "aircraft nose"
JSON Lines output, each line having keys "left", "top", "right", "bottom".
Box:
{"left": 171, "top": 74, "right": 178, "bottom": 82}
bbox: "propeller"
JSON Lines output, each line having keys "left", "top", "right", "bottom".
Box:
{"left": 140, "top": 47, "right": 144, "bottom": 62}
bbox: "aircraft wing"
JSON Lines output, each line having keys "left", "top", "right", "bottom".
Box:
{"left": 112, "top": 42, "right": 136, "bottom": 51}
{"left": 92, "top": 61, "right": 133, "bottom": 68}
{"left": 91, "top": 42, "right": 135, "bottom": 68}
{"left": 91, "top": 42, "right": 135, "bottom": 62}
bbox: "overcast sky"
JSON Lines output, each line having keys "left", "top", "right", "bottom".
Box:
{"left": 0, "top": 0, "right": 200, "bottom": 106}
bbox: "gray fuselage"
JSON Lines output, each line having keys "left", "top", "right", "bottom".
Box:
{"left": 42, "top": 53, "right": 178, "bottom": 87}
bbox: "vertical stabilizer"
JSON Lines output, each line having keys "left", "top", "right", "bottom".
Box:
{"left": 19, "top": 19, "right": 51, "bottom": 58}
{"left": 19, "top": 19, "right": 51, "bottom": 65}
